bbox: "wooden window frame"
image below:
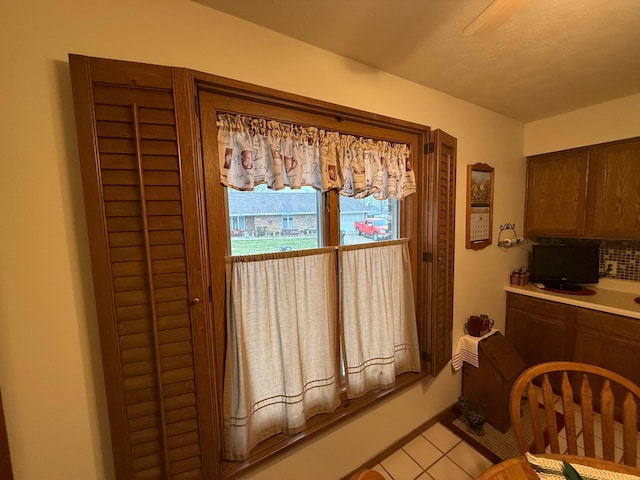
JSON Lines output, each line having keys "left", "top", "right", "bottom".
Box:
{"left": 196, "top": 75, "right": 456, "bottom": 478}
{"left": 195, "top": 78, "right": 435, "bottom": 477}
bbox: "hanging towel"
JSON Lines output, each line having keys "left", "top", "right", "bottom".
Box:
{"left": 451, "top": 329, "right": 500, "bottom": 370}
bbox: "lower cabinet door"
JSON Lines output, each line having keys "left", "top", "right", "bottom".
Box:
{"left": 574, "top": 309, "right": 640, "bottom": 387}
{"left": 506, "top": 293, "right": 571, "bottom": 367}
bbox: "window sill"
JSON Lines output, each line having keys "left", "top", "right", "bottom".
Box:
{"left": 222, "top": 370, "right": 427, "bottom": 479}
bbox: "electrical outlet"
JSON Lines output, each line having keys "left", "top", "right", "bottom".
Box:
{"left": 605, "top": 260, "right": 617, "bottom": 276}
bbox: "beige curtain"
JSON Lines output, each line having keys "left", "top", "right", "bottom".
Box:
{"left": 339, "top": 240, "right": 421, "bottom": 398}
{"left": 217, "top": 113, "right": 415, "bottom": 199}
{"left": 223, "top": 248, "right": 340, "bottom": 461}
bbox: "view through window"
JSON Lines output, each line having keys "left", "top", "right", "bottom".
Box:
{"left": 227, "top": 185, "right": 399, "bottom": 255}
{"left": 227, "top": 185, "right": 320, "bottom": 255}
{"left": 339, "top": 195, "right": 399, "bottom": 245}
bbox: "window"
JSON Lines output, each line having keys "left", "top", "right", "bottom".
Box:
{"left": 215, "top": 110, "right": 420, "bottom": 459}
{"left": 199, "top": 89, "right": 441, "bottom": 474}
{"left": 218, "top": 117, "right": 420, "bottom": 461}
{"left": 230, "top": 215, "right": 245, "bottom": 234}
{"left": 341, "top": 196, "right": 399, "bottom": 245}
{"left": 227, "top": 185, "right": 321, "bottom": 255}
{"left": 227, "top": 186, "right": 400, "bottom": 255}
{"left": 281, "top": 214, "right": 294, "bottom": 228}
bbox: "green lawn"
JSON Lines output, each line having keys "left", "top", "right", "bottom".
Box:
{"left": 231, "top": 236, "right": 319, "bottom": 255}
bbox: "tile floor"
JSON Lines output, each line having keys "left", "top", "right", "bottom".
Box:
{"left": 365, "top": 386, "right": 640, "bottom": 480}
{"left": 367, "top": 422, "right": 494, "bottom": 480}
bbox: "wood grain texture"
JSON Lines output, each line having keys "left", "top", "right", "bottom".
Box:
{"left": 593, "top": 139, "right": 640, "bottom": 238}
{"left": 72, "top": 52, "right": 456, "bottom": 479}
{"left": 510, "top": 361, "right": 640, "bottom": 467}
{"left": 525, "top": 137, "right": 640, "bottom": 239}
{"left": 505, "top": 294, "right": 572, "bottom": 372}
{"left": 507, "top": 293, "right": 640, "bottom": 434}
{"left": 426, "top": 129, "right": 456, "bottom": 375}
{"left": 476, "top": 454, "right": 640, "bottom": 480}
{"left": 525, "top": 148, "right": 589, "bottom": 237}
{"left": 69, "top": 54, "right": 215, "bottom": 479}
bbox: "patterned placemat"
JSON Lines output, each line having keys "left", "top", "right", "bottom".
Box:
{"left": 526, "top": 453, "right": 640, "bottom": 480}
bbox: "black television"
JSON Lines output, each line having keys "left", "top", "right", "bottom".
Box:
{"left": 530, "top": 245, "right": 600, "bottom": 291}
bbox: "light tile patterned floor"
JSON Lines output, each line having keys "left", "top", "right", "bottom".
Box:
{"left": 370, "top": 422, "right": 494, "bottom": 480}
{"left": 366, "top": 402, "right": 638, "bottom": 480}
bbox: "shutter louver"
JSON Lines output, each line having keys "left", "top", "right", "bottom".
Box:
{"left": 427, "top": 130, "right": 456, "bottom": 375}
{"left": 70, "top": 56, "right": 216, "bottom": 479}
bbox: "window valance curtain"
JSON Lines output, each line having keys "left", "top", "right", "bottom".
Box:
{"left": 217, "top": 113, "right": 416, "bottom": 199}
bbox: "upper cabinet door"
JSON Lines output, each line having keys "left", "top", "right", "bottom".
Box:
{"left": 592, "top": 139, "right": 640, "bottom": 239}
{"left": 525, "top": 149, "right": 590, "bottom": 237}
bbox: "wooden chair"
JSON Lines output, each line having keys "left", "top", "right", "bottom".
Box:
{"left": 510, "top": 361, "right": 640, "bottom": 467}
{"left": 348, "top": 469, "right": 385, "bottom": 480}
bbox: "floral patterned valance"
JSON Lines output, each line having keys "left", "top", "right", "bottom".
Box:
{"left": 217, "top": 114, "right": 415, "bottom": 199}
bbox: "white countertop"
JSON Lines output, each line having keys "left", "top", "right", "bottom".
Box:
{"left": 504, "top": 278, "right": 640, "bottom": 320}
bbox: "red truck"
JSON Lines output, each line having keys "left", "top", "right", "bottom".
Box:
{"left": 353, "top": 218, "right": 390, "bottom": 241}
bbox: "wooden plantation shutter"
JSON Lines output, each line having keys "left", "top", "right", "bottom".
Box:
{"left": 69, "top": 55, "right": 220, "bottom": 479}
{"left": 425, "top": 129, "right": 457, "bottom": 375}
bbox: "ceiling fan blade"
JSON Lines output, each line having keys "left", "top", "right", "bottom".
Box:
{"left": 464, "top": 0, "right": 529, "bottom": 35}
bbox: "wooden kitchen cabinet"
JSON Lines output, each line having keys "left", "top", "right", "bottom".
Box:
{"left": 525, "top": 137, "right": 640, "bottom": 239}
{"left": 505, "top": 293, "right": 573, "bottom": 367}
{"left": 574, "top": 308, "right": 640, "bottom": 387}
{"left": 506, "top": 293, "right": 640, "bottom": 390}
{"left": 591, "top": 139, "right": 640, "bottom": 238}
{"left": 524, "top": 148, "right": 590, "bottom": 237}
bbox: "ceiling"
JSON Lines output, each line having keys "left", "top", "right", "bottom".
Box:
{"left": 194, "top": 0, "right": 640, "bottom": 122}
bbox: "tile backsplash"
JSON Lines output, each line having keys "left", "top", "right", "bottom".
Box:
{"left": 533, "top": 238, "right": 640, "bottom": 282}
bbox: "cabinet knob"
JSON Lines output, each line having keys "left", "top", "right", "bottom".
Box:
{"left": 191, "top": 297, "right": 200, "bottom": 305}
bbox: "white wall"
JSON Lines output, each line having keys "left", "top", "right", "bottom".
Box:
{"left": 0, "top": 1, "right": 526, "bottom": 479}
{"left": 524, "top": 94, "right": 640, "bottom": 155}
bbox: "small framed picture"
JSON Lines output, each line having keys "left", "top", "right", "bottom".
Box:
{"left": 466, "top": 163, "right": 494, "bottom": 250}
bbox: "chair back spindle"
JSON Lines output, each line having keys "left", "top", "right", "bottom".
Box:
{"left": 510, "top": 361, "right": 640, "bottom": 467}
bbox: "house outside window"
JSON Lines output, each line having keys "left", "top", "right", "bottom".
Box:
{"left": 227, "top": 186, "right": 400, "bottom": 255}
{"left": 227, "top": 185, "right": 321, "bottom": 255}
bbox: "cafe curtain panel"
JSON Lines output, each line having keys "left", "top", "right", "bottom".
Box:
{"left": 223, "top": 248, "right": 340, "bottom": 461}
{"left": 217, "top": 113, "right": 416, "bottom": 199}
{"left": 339, "top": 240, "right": 421, "bottom": 398}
